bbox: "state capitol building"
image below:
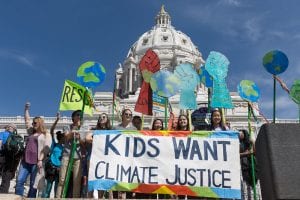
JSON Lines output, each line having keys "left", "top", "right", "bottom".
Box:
{"left": 0, "top": 6, "right": 296, "bottom": 135}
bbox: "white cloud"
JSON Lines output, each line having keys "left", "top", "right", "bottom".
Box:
{"left": 293, "top": 33, "right": 300, "bottom": 40}
{"left": 0, "top": 48, "right": 50, "bottom": 76}
{"left": 15, "top": 55, "right": 34, "bottom": 67}
{"left": 267, "top": 30, "right": 286, "bottom": 39}
{"left": 219, "top": 0, "right": 242, "bottom": 7}
{"left": 260, "top": 94, "right": 298, "bottom": 119}
{"left": 244, "top": 18, "right": 262, "bottom": 42}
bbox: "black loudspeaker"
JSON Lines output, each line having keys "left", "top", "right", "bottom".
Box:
{"left": 256, "top": 123, "right": 300, "bottom": 200}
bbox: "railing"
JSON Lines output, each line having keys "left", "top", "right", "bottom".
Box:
{"left": 0, "top": 116, "right": 72, "bottom": 125}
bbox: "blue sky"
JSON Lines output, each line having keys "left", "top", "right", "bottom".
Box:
{"left": 0, "top": 0, "right": 299, "bottom": 119}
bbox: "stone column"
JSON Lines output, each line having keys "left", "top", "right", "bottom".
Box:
{"left": 129, "top": 67, "right": 133, "bottom": 93}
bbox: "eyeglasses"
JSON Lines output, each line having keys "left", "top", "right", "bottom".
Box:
{"left": 32, "top": 121, "right": 38, "bottom": 125}
{"left": 100, "top": 115, "right": 107, "bottom": 119}
{"left": 124, "top": 113, "right": 132, "bottom": 117}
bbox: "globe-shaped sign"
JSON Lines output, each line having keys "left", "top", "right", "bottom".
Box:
{"left": 77, "top": 61, "right": 106, "bottom": 88}
{"left": 198, "top": 66, "right": 213, "bottom": 87}
{"left": 290, "top": 80, "right": 300, "bottom": 105}
{"left": 237, "top": 80, "right": 260, "bottom": 102}
{"left": 263, "top": 50, "right": 289, "bottom": 75}
{"left": 150, "top": 70, "right": 180, "bottom": 97}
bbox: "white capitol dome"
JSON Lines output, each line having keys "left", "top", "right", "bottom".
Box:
{"left": 116, "top": 5, "right": 205, "bottom": 96}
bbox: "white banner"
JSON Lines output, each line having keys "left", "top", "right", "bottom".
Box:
{"left": 88, "top": 130, "right": 241, "bottom": 199}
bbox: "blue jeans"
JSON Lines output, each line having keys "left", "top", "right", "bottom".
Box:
{"left": 15, "top": 161, "right": 37, "bottom": 197}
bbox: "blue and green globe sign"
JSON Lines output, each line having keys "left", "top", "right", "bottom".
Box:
{"left": 77, "top": 61, "right": 106, "bottom": 88}
{"left": 150, "top": 70, "right": 180, "bottom": 98}
{"left": 263, "top": 50, "right": 289, "bottom": 75}
{"left": 198, "top": 66, "right": 213, "bottom": 88}
{"left": 237, "top": 80, "right": 260, "bottom": 102}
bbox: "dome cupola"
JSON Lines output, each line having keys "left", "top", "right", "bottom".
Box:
{"left": 155, "top": 5, "right": 171, "bottom": 28}
{"left": 117, "top": 6, "right": 205, "bottom": 96}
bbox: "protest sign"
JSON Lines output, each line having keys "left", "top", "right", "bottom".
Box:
{"left": 77, "top": 61, "right": 106, "bottom": 88}
{"left": 205, "top": 51, "right": 233, "bottom": 109}
{"left": 59, "top": 80, "right": 93, "bottom": 116}
{"left": 88, "top": 130, "right": 241, "bottom": 199}
{"left": 135, "top": 49, "right": 160, "bottom": 115}
{"left": 152, "top": 93, "right": 166, "bottom": 113}
{"left": 174, "top": 63, "right": 199, "bottom": 110}
{"left": 237, "top": 80, "right": 260, "bottom": 103}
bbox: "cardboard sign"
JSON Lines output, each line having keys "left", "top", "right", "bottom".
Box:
{"left": 59, "top": 80, "right": 93, "bottom": 116}
{"left": 152, "top": 93, "right": 166, "bottom": 113}
{"left": 205, "top": 51, "right": 233, "bottom": 109}
{"left": 135, "top": 49, "right": 160, "bottom": 115}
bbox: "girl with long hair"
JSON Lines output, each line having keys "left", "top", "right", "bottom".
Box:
{"left": 86, "top": 113, "right": 113, "bottom": 199}
{"left": 15, "top": 103, "right": 51, "bottom": 197}
{"left": 176, "top": 114, "right": 190, "bottom": 131}
{"left": 152, "top": 118, "right": 164, "bottom": 130}
{"left": 209, "top": 108, "right": 229, "bottom": 131}
{"left": 92, "top": 113, "right": 112, "bottom": 130}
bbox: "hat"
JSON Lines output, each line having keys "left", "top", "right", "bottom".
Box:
{"left": 6, "top": 123, "right": 17, "bottom": 130}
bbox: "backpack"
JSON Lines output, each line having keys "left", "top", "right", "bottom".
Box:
{"left": 4, "top": 130, "right": 25, "bottom": 157}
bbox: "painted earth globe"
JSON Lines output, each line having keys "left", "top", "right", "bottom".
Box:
{"left": 198, "top": 66, "right": 213, "bottom": 87}
{"left": 263, "top": 50, "right": 289, "bottom": 75}
{"left": 150, "top": 70, "right": 180, "bottom": 97}
{"left": 77, "top": 61, "right": 106, "bottom": 88}
{"left": 237, "top": 80, "right": 260, "bottom": 102}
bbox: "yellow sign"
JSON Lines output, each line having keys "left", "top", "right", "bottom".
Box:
{"left": 59, "top": 80, "right": 93, "bottom": 116}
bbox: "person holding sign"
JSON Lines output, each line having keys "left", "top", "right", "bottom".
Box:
{"left": 209, "top": 108, "right": 229, "bottom": 131}
{"left": 239, "top": 129, "right": 258, "bottom": 200}
{"left": 113, "top": 109, "right": 136, "bottom": 199}
{"left": 86, "top": 113, "right": 114, "bottom": 199}
{"left": 91, "top": 113, "right": 112, "bottom": 131}
{"left": 152, "top": 118, "right": 164, "bottom": 130}
{"left": 132, "top": 115, "right": 142, "bottom": 130}
{"left": 114, "top": 109, "right": 137, "bottom": 131}
{"left": 176, "top": 114, "right": 190, "bottom": 131}
{"left": 56, "top": 110, "right": 85, "bottom": 198}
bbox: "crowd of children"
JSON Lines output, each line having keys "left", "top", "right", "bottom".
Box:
{"left": 0, "top": 104, "right": 258, "bottom": 199}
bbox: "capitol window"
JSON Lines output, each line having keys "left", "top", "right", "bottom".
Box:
{"left": 162, "top": 35, "right": 168, "bottom": 41}
{"left": 142, "top": 38, "right": 148, "bottom": 45}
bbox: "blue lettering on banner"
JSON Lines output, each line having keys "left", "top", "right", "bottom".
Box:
{"left": 218, "top": 141, "right": 230, "bottom": 161}
{"left": 104, "top": 135, "right": 160, "bottom": 158}
{"left": 94, "top": 161, "right": 158, "bottom": 184}
{"left": 133, "top": 137, "right": 146, "bottom": 157}
{"left": 165, "top": 164, "right": 232, "bottom": 188}
{"left": 172, "top": 138, "right": 230, "bottom": 161}
{"left": 147, "top": 138, "right": 160, "bottom": 157}
{"left": 105, "top": 134, "right": 121, "bottom": 155}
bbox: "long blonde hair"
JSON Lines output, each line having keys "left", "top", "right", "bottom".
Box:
{"left": 33, "top": 117, "right": 47, "bottom": 134}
